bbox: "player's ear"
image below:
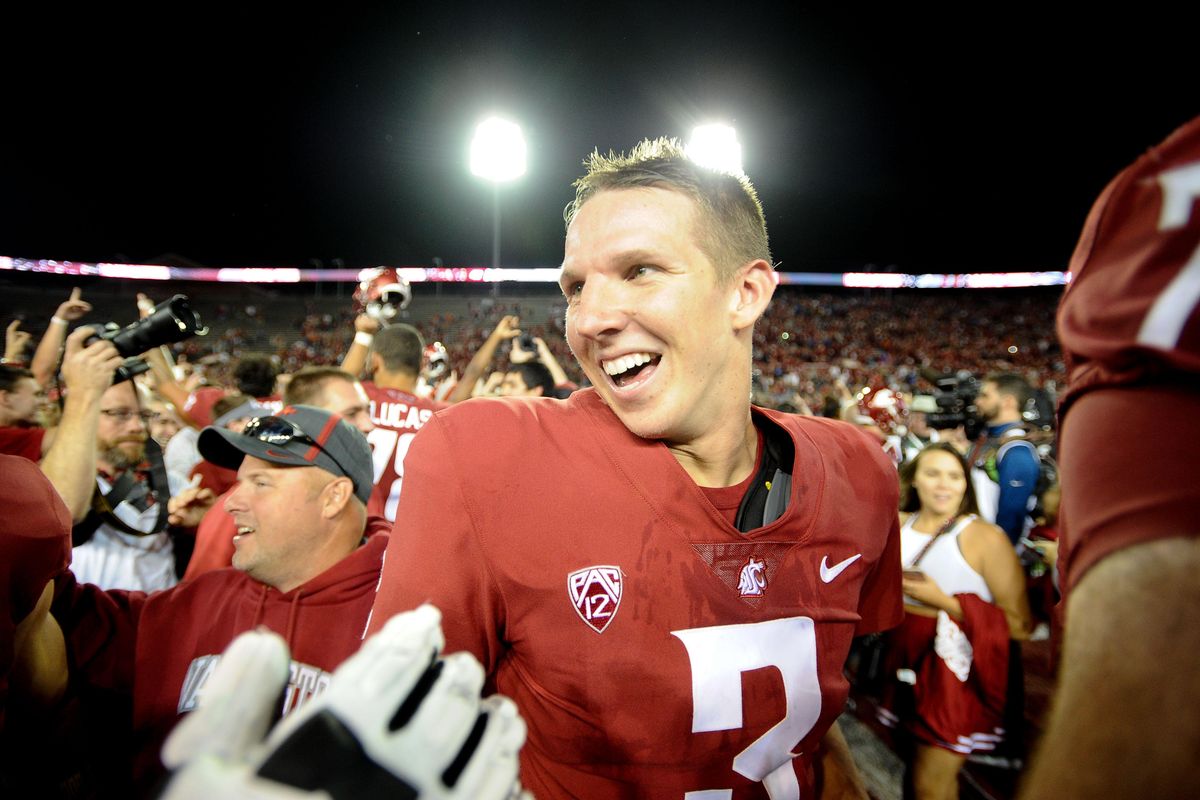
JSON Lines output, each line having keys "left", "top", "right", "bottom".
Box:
{"left": 321, "top": 476, "right": 354, "bottom": 518}
{"left": 729, "top": 259, "right": 776, "bottom": 332}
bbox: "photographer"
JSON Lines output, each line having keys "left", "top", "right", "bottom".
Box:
{"left": 449, "top": 314, "right": 522, "bottom": 401}
{"left": 60, "top": 295, "right": 210, "bottom": 592}
{"left": 1, "top": 327, "right": 130, "bottom": 519}
{"left": 500, "top": 360, "right": 555, "bottom": 397}
{"left": 968, "top": 373, "right": 1041, "bottom": 545}
{"left": 506, "top": 332, "right": 576, "bottom": 398}
{"left": 69, "top": 377, "right": 201, "bottom": 592}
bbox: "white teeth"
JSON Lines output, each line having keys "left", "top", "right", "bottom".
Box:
{"left": 236, "top": 526, "right": 255, "bottom": 535}
{"left": 602, "top": 352, "right": 654, "bottom": 376}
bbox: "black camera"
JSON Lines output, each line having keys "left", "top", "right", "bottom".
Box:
{"left": 518, "top": 331, "right": 536, "bottom": 351}
{"left": 87, "top": 295, "right": 208, "bottom": 383}
{"left": 925, "top": 370, "right": 984, "bottom": 439}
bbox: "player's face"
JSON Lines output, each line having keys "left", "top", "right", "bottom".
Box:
{"left": 561, "top": 188, "right": 749, "bottom": 445}
{"left": 96, "top": 382, "right": 148, "bottom": 469}
{"left": 975, "top": 381, "right": 1002, "bottom": 422}
{"left": 225, "top": 456, "right": 338, "bottom": 592}
{"left": 2, "top": 377, "right": 43, "bottom": 425}
{"left": 317, "top": 378, "right": 375, "bottom": 435}
{"left": 912, "top": 449, "right": 967, "bottom": 518}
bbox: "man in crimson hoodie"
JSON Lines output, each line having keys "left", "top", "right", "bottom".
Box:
{"left": 9, "top": 405, "right": 387, "bottom": 796}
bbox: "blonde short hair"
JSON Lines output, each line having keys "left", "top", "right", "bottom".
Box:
{"left": 565, "top": 137, "right": 771, "bottom": 281}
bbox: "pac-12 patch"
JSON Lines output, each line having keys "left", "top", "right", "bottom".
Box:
{"left": 568, "top": 565, "right": 623, "bottom": 633}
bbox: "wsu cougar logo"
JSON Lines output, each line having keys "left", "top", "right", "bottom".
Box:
{"left": 737, "top": 556, "right": 767, "bottom": 597}
{"left": 568, "top": 565, "right": 623, "bottom": 634}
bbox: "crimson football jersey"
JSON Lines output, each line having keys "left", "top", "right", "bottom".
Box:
{"left": 1058, "top": 115, "right": 1200, "bottom": 406}
{"left": 368, "top": 389, "right": 903, "bottom": 799}
{"left": 1057, "top": 116, "right": 1200, "bottom": 592}
{"left": 361, "top": 382, "right": 446, "bottom": 522}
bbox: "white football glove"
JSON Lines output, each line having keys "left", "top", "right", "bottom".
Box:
{"left": 160, "top": 604, "right": 530, "bottom": 800}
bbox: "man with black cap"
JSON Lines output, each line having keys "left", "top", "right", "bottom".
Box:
{"left": 30, "top": 405, "right": 389, "bottom": 794}
{"left": 182, "top": 365, "right": 376, "bottom": 580}
{"left": 1, "top": 452, "right": 531, "bottom": 800}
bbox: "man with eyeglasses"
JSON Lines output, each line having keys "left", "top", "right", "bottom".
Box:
{"left": 21, "top": 404, "right": 389, "bottom": 795}
{"left": 2, "top": 326, "right": 161, "bottom": 538}
{"left": 70, "top": 377, "right": 198, "bottom": 593}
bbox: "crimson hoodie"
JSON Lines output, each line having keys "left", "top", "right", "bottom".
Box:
{"left": 51, "top": 517, "right": 390, "bottom": 793}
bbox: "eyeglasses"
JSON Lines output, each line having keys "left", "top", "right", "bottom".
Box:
{"left": 241, "top": 415, "right": 353, "bottom": 484}
{"left": 100, "top": 409, "right": 157, "bottom": 424}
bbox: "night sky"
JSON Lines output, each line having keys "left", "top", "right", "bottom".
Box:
{"left": 3, "top": 6, "right": 1194, "bottom": 273}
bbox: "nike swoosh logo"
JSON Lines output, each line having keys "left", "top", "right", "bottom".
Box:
{"left": 820, "top": 553, "right": 863, "bottom": 583}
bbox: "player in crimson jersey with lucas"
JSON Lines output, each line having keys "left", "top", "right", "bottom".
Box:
{"left": 368, "top": 138, "right": 904, "bottom": 798}
{"left": 1021, "top": 117, "right": 1200, "bottom": 800}
{"left": 342, "top": 320, "right": 447, "bottom": 522}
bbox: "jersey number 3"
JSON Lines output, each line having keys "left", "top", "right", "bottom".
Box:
{"left": 673, "top": 616, "right": 822, "bottom": 800}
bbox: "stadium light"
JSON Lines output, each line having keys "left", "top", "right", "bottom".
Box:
{"left": 469, "top": 117, "right": 527, "bottom": 272}
{"left": 687, "top": 123, "right": 743, "bottom": 175}
{"left": 469, "top": 117, "right": 527, "bottom": 182}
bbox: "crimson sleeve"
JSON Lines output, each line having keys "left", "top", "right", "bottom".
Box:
{"left": 367, "top": 413, "right": 507, "bottom": 673}
{"left": 854, "top": 514, "right": 905, "bottom": 635}
{"left": 0, "top": 426, "right": 46, "bottom": 461}
{"left": 51, "top": 569, "right": 147, "bottom": 695}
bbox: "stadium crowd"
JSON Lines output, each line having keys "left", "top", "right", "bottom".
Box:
{"left": 5, "top": 281, "right": 1065, "bottom": 419}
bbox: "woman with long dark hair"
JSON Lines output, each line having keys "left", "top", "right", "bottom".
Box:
{"left": 880, "top": 442, "right": 1031, "bottom": 800}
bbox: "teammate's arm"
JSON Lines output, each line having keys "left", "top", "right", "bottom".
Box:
{"left": 1020, "top": 537, "right": 1200, "bottom": 800}
{"left": 341, "top": 314, "right": 380, "bottom": 378}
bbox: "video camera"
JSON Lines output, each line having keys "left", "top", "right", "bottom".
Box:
{"left": 86, "top": 294, "right": 208, "bottom": 383}
{"left": 924, "top": 370, "right": 985, "bottom": 439}
{"left": 923, "top": 369, "right": 1057, "bottom": 441}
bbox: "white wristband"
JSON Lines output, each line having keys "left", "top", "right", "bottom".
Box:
{"left": 354, "top": 331, "right": 375, "bottom": 347}
{"left": 51, "top": 316, "right": 69, "bottom": 326}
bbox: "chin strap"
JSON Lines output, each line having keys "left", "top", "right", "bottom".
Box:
{"left": 734, "top": 415, "right": 796, "bottom": 533}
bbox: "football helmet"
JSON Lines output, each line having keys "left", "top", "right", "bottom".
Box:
{"left": 857, "top": 386, "right": 908, "bottom": 436}
{"left": 422, "top": 341, "right": 450, "bottom": 383}
{"left": 354, "top": 268, "right": 412, "bottom": 325}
